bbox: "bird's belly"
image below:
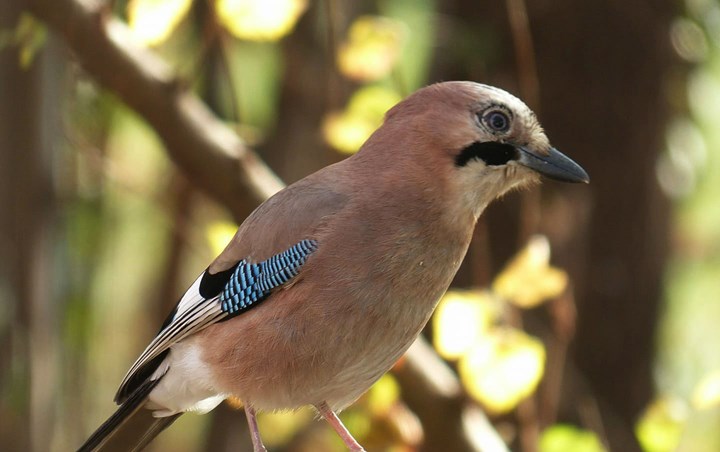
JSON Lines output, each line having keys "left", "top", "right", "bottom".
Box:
{"left": 199, "top": 288, "right": 445, "bottom": 413}
{"left": 209, "top": 317, "right": 421, "bottom": 413}
{"left": 198, "top": 236, "right": 470, "bottom": 412}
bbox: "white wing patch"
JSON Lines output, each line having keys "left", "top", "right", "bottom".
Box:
{"left": 115, "top": 274, "right": 228, "bottom": 401}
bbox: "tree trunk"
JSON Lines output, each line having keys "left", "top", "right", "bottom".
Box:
{"left": 0, "top": 1, "right": 64, "bottom": 449}
{"left": 439, "top": 1, "right": 677, "bottom": 450}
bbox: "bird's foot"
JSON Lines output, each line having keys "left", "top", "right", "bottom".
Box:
{"left": 315, "top": 402, "right": 366, "bottom": 452}
{"left": 244, "top": 404, "right": 268, "bottom": 452}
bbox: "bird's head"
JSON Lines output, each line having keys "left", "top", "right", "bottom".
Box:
{"left": 369, "top": 81, "right": 589, "bottom": 218}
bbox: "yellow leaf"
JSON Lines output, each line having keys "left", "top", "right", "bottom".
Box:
{"left": 346, "top": 86, "right": 403, "bottom": 121}
{"left": 215, "top": 0, "right": 307, "bottom": 42}
{"left": 692, "top": 370, "right": 720, "bottom": 410}
{"left": 322, "top": 86, "right": 402, "bottom": 154}
{"left": 127, "top": 0, "right": 192, "bottom": 46}
{"left": 433, "top": 290, "right": 496, "bottom": 360}
{"left": 366, "top": 374, "right": 400, "bottom": 415}
{"left": 257, "top": 407, "right": 314, "bottom": 447}
{"left": 635, "top": 396, "right": 687, "bottom": 452}
{"left": 459, "top": 328, "right": 545, "bottom": 414}
{"left": 322, "top": 112, "right": 377, "bottom": 155}
{"left": 492, "top": 235, "right": 568, "bottom": 308}
{"left": 206, "top": 221, "right": 238, "bottom": 256}
{"left": 337, "top": 16, "right": 406, "bottom": 82}
{"left": 540, "top": 424, "right": 606, "bottom": 452}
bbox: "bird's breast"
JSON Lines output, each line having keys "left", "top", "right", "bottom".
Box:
{"left": 298, "top": 215, "right": 474, "bottom": 408}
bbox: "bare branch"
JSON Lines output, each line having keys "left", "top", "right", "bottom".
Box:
{"left": 397, "top": 338, "right": 509, "bottom": 452}
{"left": 27, "top": 0, "right": 282, "bottom": 222}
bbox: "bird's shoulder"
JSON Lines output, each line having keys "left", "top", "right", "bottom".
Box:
{"left": 209, "top": 163, "right": 353, "bottom": 273}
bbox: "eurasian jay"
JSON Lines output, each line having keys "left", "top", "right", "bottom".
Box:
{"left": 79, "top": 81, "right": 588, "bottom": 452}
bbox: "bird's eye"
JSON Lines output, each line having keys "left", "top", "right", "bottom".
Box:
{"left": 482, "top": 110, "right": 511, "bottom": 133}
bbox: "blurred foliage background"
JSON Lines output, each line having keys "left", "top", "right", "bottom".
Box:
{"left": 2, "top": 0, "right": 720, "bottom": 451}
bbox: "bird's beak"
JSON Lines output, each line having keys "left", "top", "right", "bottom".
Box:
{"left": 516, "top": 146, "right": 590, "bottom": 183}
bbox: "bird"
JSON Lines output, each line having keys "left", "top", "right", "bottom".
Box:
{"left": 79, "top": 81, "right": 588, "bottom": 452}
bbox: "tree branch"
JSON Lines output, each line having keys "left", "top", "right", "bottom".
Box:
{"left": 26, "top": 0, "right": 282, "bottom": 222}
{"left": 27, "top": 0, "right": 507, "bottom": 450}
{"left": 398, "top": 338, "right": 509, "bottom": 452}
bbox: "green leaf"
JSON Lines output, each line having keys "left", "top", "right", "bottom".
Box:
{"left": 540, "top": 424, "right": 606, "bottom": 452}
{"left": 13, "top": 13, "right": 47, "bottom": 69}
{"left": 635, "top": 397, "right": 687, "bottom": 452}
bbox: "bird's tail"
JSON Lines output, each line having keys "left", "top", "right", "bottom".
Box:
{"left": 78, "top": 379, "right": 182, "bottom": 452}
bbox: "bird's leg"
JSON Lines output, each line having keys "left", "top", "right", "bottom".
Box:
{"left": 314, "top": 402, "right": 366, "bottom": 452}
{"left": 244, "top": 404, "right": 267, "bottom": 452}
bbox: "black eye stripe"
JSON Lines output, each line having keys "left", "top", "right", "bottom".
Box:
{"left": 455, "top": 142, "right": 519, "bottom": 167}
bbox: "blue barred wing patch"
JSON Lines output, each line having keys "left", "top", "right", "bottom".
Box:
{"left": 219, "top": 239, "right": 318, "bottom": 315}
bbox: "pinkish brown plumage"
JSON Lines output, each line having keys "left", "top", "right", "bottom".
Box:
{"left": 80, "top": 81, "right": 588, "bottom": 452}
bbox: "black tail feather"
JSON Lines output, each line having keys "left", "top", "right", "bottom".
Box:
{"left": 130, "top": 413, "right": 181, "bottom": 452}
{"left": 78, "top": 378, "right": 181, "bottom": 452}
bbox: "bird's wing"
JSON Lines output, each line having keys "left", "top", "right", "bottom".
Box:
{"left": 114, "top": 171, "right": 350, "bottom": 403}
{"left": 115, "top": 240, "right": 319, "bottom": 402}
